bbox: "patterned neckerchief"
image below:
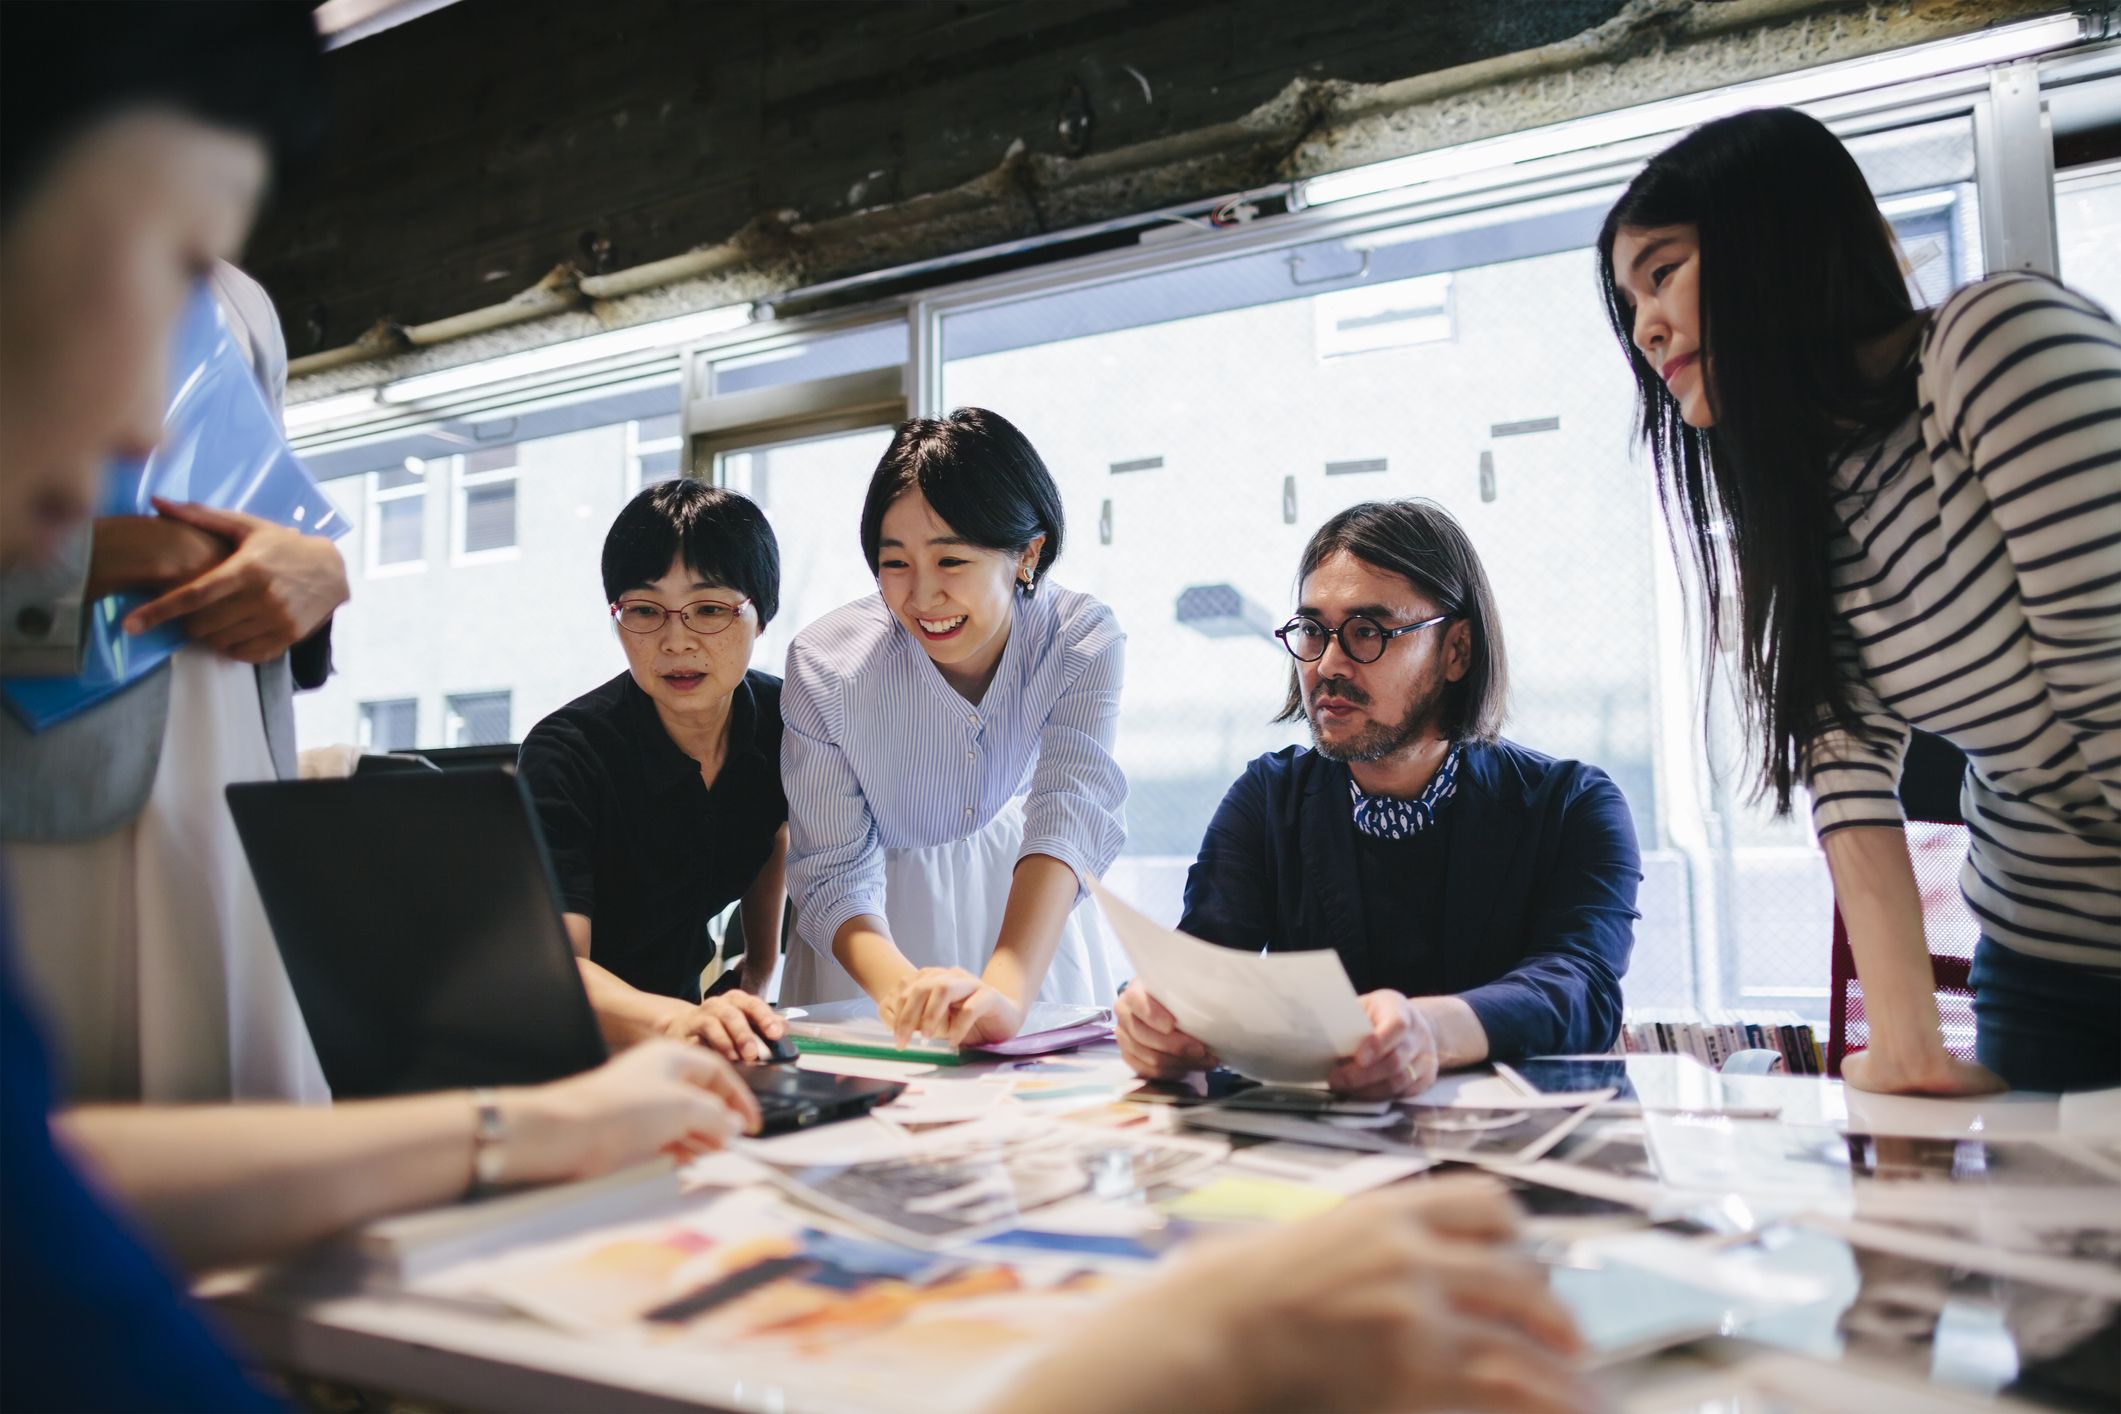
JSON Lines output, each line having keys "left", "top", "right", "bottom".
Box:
{"left": 1349, "top": 743, "right": 1464, "bottom": 841}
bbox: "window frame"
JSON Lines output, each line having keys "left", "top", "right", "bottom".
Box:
{"left": 443, "top": 689, "right": 514, "bottom": 748}
{"left": 363, "top": 463, "right": 429, "bottom": 577}
{"left": 625, "top": 414, "right": 686, "bottom": 492}
{"left": 357, "top": 696, "right": 419, "bottom": 752}
{"left": 451, "top": 445, "right": 522, "bottom": 566}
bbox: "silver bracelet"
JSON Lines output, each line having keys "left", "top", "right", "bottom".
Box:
{"left": 469, "top": 1088, "right": 508, "bottom": 1196}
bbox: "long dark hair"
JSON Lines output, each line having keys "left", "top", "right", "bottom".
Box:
{"left": 1274, "top": 498, "right": 1508, "bottom": 743}
{"left": 1597, "top": 107, "right": 1917, "bottom": 813}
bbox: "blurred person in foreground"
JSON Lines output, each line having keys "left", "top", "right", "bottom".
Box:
{"left": 0, "top": 8, "right": 760, "bottom": 1409}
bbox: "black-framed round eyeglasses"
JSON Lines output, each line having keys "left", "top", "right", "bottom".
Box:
{"left": 1274, "top": 612, "right": 1453, "bottom": 664}
{"left": 610, "top": 597, "right": 751, "bottom": 635}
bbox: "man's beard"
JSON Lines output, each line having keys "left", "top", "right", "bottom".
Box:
{"left": 1307, "top": 670, "right": 1448, "bottom": 764}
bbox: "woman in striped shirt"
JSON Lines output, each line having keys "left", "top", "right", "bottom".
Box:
{"left": 781, "top": 409, "right": 1127, "bottom": 1044}
{"left": 1598, "top": 108, "right": 2120, "bottom": 1094}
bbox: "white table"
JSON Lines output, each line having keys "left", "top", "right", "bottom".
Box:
{"left": 208, "top": 1057, "right": 2121, "bottom": 1414}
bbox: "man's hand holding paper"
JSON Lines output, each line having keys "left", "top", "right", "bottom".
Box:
{"left": 1328, "top": 991, "right": 1442, "bottom": 1099}
{"left": 1091, "top": 878, "right": 1380, "bottom": 1088}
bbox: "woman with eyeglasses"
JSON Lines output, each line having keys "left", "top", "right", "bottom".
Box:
{"left": 1599, "top": 108, "right": 2121, "bottom": 1095}
{"left": 780, "top": 408, "right": 1127, "bottom": 1045}
{"left": 517, "top": 482, "right": 791, "bottom": 1062}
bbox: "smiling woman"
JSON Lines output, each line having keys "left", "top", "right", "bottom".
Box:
{"left": 781, "top": 409, "right": 1129, "bottom": 1043}
{"left": 516, "top": 482, "right": 792, "bottom": 1063}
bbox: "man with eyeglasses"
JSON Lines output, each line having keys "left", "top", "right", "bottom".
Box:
{"left": 1116, "top": 499, "right": 1640, "bottom": 1098}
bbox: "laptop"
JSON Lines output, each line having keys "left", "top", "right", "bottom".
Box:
{"left": 226, "top": 770, "right": 901, "bottom": 1131}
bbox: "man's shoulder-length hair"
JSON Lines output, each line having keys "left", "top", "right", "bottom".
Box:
{"left": 1274, "top": 497, "right": 1509, "bottom": 744}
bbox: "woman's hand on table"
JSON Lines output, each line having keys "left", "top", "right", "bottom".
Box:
{"left": 1115, "top": 986, "right": 1216, "bottom": 1079}
{"left": 504, "top": 1040, "right": 761, "bottom": 1184}
{"left": 986, "top": 1175, "right": 1592, "bottom": 1414}
{"left": 659, "top": 990, "right": 786, "bottom": 1064}
{"left": 1328, "top": 990, "right": 1440, "bottom": 1099}
{"left": 1841, "top": 1042, "right": 2006, "bottom": 1097}
{"left": 881, "top": 966, "right": 1023, "bottom": 1047}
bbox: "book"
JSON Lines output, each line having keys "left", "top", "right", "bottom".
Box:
{"left": 353, "top": 1159, "right": 683, "bottom": 1284}
{"left": 1617, "top": 1010, "right": 1824, "bottom": 1079}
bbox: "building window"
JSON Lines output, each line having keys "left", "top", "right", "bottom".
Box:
{"left": 444, "top": 691, "right": 512, "bottom": 747}
{"left": 627, "top": 414, "right": 684, "bottom": 490}
{"left": 2055, "top": 158, "right": 2121, "bottom": 321}
{"left": 358, "top": 698, "right": 418, "bottom": 752}
{"left": 365, "top": 460, "right": 428, "bottom": 573}
{"left": 454, "top": 444, "right": 519, "bottom": 562}
{"left": 1314, "top": 272, "right": 1455, "bottom": 358}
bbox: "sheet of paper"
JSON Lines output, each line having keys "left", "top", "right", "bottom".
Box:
{"left": 2060, "top": 1085, "right": 2121, "bottom": 1135}
{"left": 879, "top": 1078, "right": 1014, "bottom": 1126}
{"left": 1089, "top": 878, "right": 1371, "bottom": 1084}
{"left": 766, "top": 1126, "right": 1229, "bottom": 1250}
{"left": 1224, "top": 1140, "right": 1432, "bottom": 1193}
{"left": 736, "top": 1116, "right": 916, "bottom": 1168}
{"left": 1160, "top": 1175, "right": 1345, "bottom": 1224}
{"left": 797, "top": 1052, "right": 937, "bottom": 1081}
{"left": 1183, "top": 1096, "right": 1607, "bottom": 1165}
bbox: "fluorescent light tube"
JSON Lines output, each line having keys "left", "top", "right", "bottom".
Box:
{"left": 380, "top": 303, "right": 756, "bottom": 405}
{"left": 1296, "top": 14, "right": 2083, "bottom": 209}
{"left": 282, "top": 388, "right": 383, "bottom": 434}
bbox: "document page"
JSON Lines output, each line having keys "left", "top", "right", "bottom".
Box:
{"left": 1089, "top": 878, "right": 1372, "bottom": 1084}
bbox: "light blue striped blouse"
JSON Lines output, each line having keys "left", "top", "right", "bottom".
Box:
{"left": 781, "top": 583, "right": 1129, "bottom": 950}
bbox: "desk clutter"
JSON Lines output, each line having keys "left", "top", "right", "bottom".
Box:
{"left": 299, "top": 1049, "right": 2121, "bottom": 1414}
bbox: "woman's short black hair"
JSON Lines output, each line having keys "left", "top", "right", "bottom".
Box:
{"left": 1274, "top": 498, "right": 1509, "bottom": 744}
{"left": 0, "top": 1, "right": 326, "bottom": 222}
{"left": 601, "top": 482, "right": 781, "bottom": 628}
{"left": 858, "top": 408, "right": 1065, "bottom": 593}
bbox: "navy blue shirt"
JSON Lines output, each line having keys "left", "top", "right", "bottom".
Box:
{"left": 1179, "top": 739, "right": 1640, "bottom": 1058}
{"left": 0, "top": 877, "right": 278, "bottom": 1413}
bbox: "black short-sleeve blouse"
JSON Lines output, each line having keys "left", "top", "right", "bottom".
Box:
{"left": 518, "top": 670, "right": 786, "bottom": 1002}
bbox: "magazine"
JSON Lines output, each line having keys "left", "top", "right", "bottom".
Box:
{"left": 766, "top": 1125, "right": 1227, "bottom": 1249}
{"left": 1182, "top": 1095, "right": 1607, "bottom": 1165}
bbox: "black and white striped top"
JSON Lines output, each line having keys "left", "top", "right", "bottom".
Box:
{"left": 1807, "top": 271, "right": 2121, "bottom": 971}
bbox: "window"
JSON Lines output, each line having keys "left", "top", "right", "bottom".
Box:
{"left": 445, "top": 691, "right": 513, "bottom": 747}
{"left": 1315, "top": 272, "right": 1455, "bottom": 357}
{"left": 293, "top": 382, "right": 681, "bottom": 755}
{"left": 454, "top": 444, "right": 519, "bottom": 561}
{"left": 365, "top": 460, "right": 428, "bottom": 572}
{"left": 627, "top": 414, "right": 684, "bottom": 490}
{"left": 718, "top": 426, "right": 899, "bottom": 678}
{"left": 358, "top": 698, "right": 418, "bottom": 752}
{"left": 2055, "top": 158, "right": 2121, "bottom": 319}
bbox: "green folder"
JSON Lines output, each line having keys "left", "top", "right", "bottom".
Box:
{"left": 788, "top": 1035, "right": 973, "bottom": 1067}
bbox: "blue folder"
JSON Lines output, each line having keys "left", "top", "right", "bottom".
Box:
{"left": 2, "top": 283, "right": 351, "bottom": 732}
